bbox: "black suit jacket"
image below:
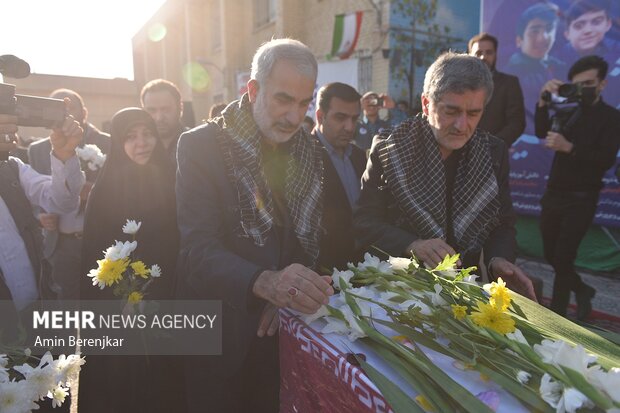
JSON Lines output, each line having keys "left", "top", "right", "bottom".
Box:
{"left": 176, "top": 122, "right": 311, "bottom": 376}
{"left": 477, "top": 70, "right": 526, "bottom": 147}
{"left": 314, "top": 132, "right": 367, "bottom": 271}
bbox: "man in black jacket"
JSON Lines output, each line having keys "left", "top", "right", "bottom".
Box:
{"left": 535, "top": 55, "right": 620, "bottom": 319}
{"left": 354, "top": 52, "right": 536, "bottom": 300}
{"left": 313, "top": 82, "right": 367, "bottom": 270}
{"left": 141, "top": 79, "right": 188, "bottom": 170}
{"left": 469, "top": 33, "right": 526, "bottom": 147}
{"left": 176, "top": 38, "right": 333, "bottom": 412}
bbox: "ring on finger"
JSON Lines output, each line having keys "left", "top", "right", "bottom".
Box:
{"left": 287, "top": 286, "right": 299, "bottom": 297}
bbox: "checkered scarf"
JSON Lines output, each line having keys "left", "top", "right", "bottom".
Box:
{"left": 376, "top": 114, "right": 500, "bottom": 255}
{"left": 216, "top": 94, "right": 323, "bottom": 264}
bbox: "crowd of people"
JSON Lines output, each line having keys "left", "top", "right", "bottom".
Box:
{"left": 1, "top": 13, "right": 619, "bottom": 413}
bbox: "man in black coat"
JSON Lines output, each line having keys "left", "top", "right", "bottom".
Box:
{"left": 354, "top": 52, "right": 537, "bottom": 301}
{"left": 140, "top": 79, "right": 189, "bottom": 170}
{"left": 312, "top": 82, "right": 367, "bottom": 271}
{"left": 535, "top": 55, "right": 620, "bottom": 319}
{"left": 469, "top": 33, "right": 526, "bottom": 147}
{"left": 176, "top": 39, "right": 334, "bottom": 412}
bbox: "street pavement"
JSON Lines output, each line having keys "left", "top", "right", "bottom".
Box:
{"left": 517, "top": 256, "right": 620, "bottom": 318}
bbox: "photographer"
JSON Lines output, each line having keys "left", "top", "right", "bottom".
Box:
{"left": 355, "top": 92, "right": 407, "bottom": 151}
{"left": 0, "top": 110, "right": 84, "bottom": 311}
{"left": 535, "top": 55, "right": 620, "bottom": 320}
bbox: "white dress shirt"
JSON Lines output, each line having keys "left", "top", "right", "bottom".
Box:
{"left": 0, "top": 155, "right": 84, "bottom": 310}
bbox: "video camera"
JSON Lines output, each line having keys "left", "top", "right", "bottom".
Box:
{"left": 540, "top": 85, "right": 586, "bottom": 134}
{"left": 0, "top": 55, "right": 65, "bottom": 131}
{"left": 542, "top": 83, "right": 596, "bottom": 105}
{"left": 369, "top": 97, "right": 384, "bottom": 107}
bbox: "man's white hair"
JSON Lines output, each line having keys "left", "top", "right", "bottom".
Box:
{"left": 251, "top": 38, "right": 317, "bottom": 85}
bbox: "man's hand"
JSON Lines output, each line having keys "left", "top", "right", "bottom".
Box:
{"left": 257, "top": 303, "right": 280, "bottom": 337}
{"left": 544, "top": 131, "right": 573, "bottom": 153}
{"left": 38, "top": 213, "right": 59, "bottom": 231}
{"left": 489, "top": 257, "right": 537, "bottom": 302}
{"left": 252, "top": 263, "right": 334, "bottom": 314}
{"left": 51, "top": 98, "right": 83, "bottom": 162}
{"left": 406, "top": 238, "right": 460, "bottom": 268}
{"left": 538, "top": 79, "right": 563, "bottom": 107}
{"left": 380, "top": 94, "right": 396, "bottom": 109}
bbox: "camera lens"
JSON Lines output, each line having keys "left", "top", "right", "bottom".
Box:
{"left": 558, "top": 83, "right": 578, "bottom": 98}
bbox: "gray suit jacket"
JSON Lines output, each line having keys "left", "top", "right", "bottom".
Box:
{"left": 28, "top": 123, "right": 110, "bottom": 257}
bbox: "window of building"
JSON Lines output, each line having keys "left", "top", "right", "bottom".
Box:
{"left": 254, "top": 0, "right": 276, "bottom": 28}
{"left": 358, "top": 56, "right": 373, "bottom": 94}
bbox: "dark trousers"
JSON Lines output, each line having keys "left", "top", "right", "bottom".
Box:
{"left": 49, "top": 234, "right": 82, "bottom": 299}
{"left": 540, "top": 190, "right": 598, "bottom": 315}
{"left": 185, "top": 333, "right": 280, "bottom": 413}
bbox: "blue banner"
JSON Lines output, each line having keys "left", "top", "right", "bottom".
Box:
{"left": 482, "top": 0, "right": 620, "bottom": 227}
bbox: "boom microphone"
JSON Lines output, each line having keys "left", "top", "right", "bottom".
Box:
{"left": 0, "top": 55, "right": 31, "bottom": 79}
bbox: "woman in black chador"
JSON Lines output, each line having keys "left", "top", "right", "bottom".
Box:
{"left": 79, "top": 107, "right": 185, "bottom": 412}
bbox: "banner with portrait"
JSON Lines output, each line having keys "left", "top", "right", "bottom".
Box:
{"left": 482, "top": 0, "right": 620, "bottom": 227}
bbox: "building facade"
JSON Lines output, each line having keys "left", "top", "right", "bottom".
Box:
{"left": 132, "top": 0, "right": 481, "bottom": 121}
{"left": 132, "top": 0, "right": 394, "bottom": 122}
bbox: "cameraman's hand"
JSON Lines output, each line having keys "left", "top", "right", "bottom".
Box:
{"left": 380, "top": 94, "right": 396, "bottom": 109}
{"left": 544, "top": 131, "right": 573, "bottom": 153}
{"left": 51, "top": 98, "right": 83, "bottom": 162}
{"left": 538, "top": 79, "right": 563, "bottom": 107}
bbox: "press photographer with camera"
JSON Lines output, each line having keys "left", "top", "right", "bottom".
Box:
{"left": 0, "top": 103, "right": 84, "bottom": 311}
{"left": 535, "top": 55, "right": 620, "bottom": 320}
{"left": 355, "top": 92, "right": 408, "bottom": 151}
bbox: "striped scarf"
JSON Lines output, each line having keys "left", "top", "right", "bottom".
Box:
{"left": 376, "top": 114, "right": 500, "bottom": 255}
{"left": 216, "top": 94, "right": 323, "bottom": 264}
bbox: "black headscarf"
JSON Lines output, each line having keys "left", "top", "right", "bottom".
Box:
{"left": 81, "top": 107, "right": 178, "bottom": 300}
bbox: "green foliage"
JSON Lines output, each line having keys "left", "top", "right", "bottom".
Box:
{"left": 390, "top": 0, "right": 454, "bottom": 105}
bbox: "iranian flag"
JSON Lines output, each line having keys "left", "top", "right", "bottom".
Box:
{"left": 331, "top": 11, "right": 363, "bottom": 59}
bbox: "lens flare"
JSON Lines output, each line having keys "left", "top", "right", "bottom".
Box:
{"left": 182, "top": 62, "right": 211, "bottom": 92}
{"left": 148, "top": 23, "right": 167, "bottom": 42}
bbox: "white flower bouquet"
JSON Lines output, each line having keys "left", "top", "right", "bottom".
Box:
{"left": 75, "top": 144, "right": 106, "bottom": 171}
{"left": 0, "top": 350, "right": 84, "bottom": 412}
{"left": 87, "top": 219, "right": 161, "bottom": 305}
{"left": 305, "top": 253, "right": 620, "bottom": 413}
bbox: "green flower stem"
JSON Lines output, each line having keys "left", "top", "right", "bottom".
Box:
{"left": 367, "top": 340, "right": 461, "bottom": 413}
{"left": 342, "top": 284, "right": 493, "bottom": 413}
{"left": 476, "top": 364, "right": 555, "bottom": 413}
{"left": 562, "top": 366, "right": 613, "bottom": 410}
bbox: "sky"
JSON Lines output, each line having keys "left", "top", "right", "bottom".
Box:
{"left": 1, "top": 0, "right": 167, "bottom": 80}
